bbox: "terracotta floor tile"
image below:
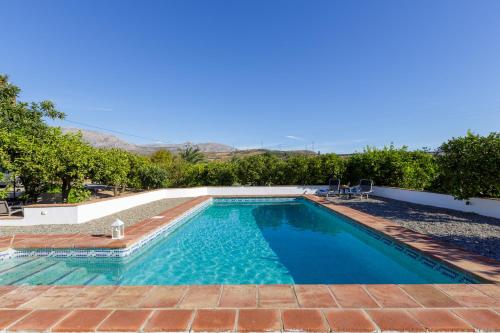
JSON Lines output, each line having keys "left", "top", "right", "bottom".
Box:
{"left": 19, "top": 287, "right": 82, "bottom": 309}
{"left": 329, "top": 285, "right": 379, "bottom": 308}
{"left": 98, "top": 286, "right": 153, "bottom": 308}
{"left": 64, "top": 286, "right": 118, "bottom": 308}
{"left": 143, "top": 309, "right": 194, "bottom": 332}
{"left": 191, "top": 309, "right": 236, "bottom": 332}
{"left": 7, "top": 309, "right": 70, "bottom": 332}
{"left": 0, "top": 286, "right": 51, "bottom": 308}
{"left": 258, "top": 285, "right": 298, "bottom": 308}
{"left": 98, "top": 310, "right": 152, "bottom": 332}
{"left": 139, "top": 286, "right": 188, "bottom": 308}
{"left": 0, "top": 286, "right": 17, "bottom": 297}
{"left": 453, "top": 309, "right": 500, "bottom": 332}
{"left": 366, "top": 309, "right": 425, "bottom": 332}
{"left": 324, "top": 309, "right": 377, "bottom": 332}
{"left": 294, "top": 285, "right": 337, "bottom": 308}
{"left": 474, "top": 284, "right": 500, "bottom": 302}
{"left": 409, "top": 309, "right": 474, "bottom": 332}
{"left": 219, "top": 285, "right": 257, "bottom": 308}
{"left": 437, "top": 284, "right": 497, "bottom": 307}
{"left": 401, "top": 285, "right": 461, "bottom": 308}
{"left": 281, "top": 309, "right": 328, "bottom": 332}
{"left": 237, "top": 309, "right": 281, "bottom": 332}
{"left": 43, "top": 286, "right": 82, "bottom": 297}
{"left": 179, "top": 285, "right": 222, "bottom": 308}
{"left": 52, "top": 309, "right": 112, "bottom": 332}
{"left": 0, "top": 310, "right": 31, "bottom": 329}
{"left": 365, "top": 285, "right": 420, "bottom": 308}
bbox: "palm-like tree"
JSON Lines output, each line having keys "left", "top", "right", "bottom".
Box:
{"left": 180, "top": 146, "right": 204, "bottom": 163}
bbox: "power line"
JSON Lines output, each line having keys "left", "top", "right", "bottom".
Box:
{"left": 59, "top": 118, "right": 173, "bottom": 144}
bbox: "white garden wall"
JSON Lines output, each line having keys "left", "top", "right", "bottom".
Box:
{"left": 206, "top": 185, "right": 324, "bottom": 196}
{"left": 1, "top": 185, "right": 497, "bottom": 226}
{"left": 0, "top": 186, "right": 323, "bottom": 226}
{"left": 372, "top": 186, "right": 500, "bottom": 219}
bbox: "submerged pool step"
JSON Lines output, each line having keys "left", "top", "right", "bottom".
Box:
{"left": 47, "top": 267, "right": 80, "bottom": 285}
{"left": 14, "top": 261, "right": 88, "bottom": 285}
{"left": 0, "top": 257, "right": 41, "bottom": 274}
{"left": 0, "top": 259, "right": 53, "bottom": 284}
{"left": 8, "top": 261, "right": 60, "bottom": 285}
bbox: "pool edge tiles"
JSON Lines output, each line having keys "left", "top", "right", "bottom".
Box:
{"left": 0, "top": 195, "right": 499, "bottom": 284}
{"left": 0, "top": 197, "right": 213, "bottom": 261}
{"left": 303, "top": 195, "right": 500, "bottom": 284}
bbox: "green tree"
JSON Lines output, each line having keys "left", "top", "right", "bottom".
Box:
{"left": 52, "top": 131, "right": 95, "bottom": 202}
{"left": 150, "top": 149, "right": 175, "bottom": 166}
{"left": 0, "top": 75, "right": 65, "bottom": 201}
{"left": 436, "top": 132, "right": 500, "bottom": 199}
{"left": 203, "top": 162, "right": 236, "bottom": 186}
{"left": 10, "top": 128, "right": 60, "bottom": 201}
{"left": 344, "top": 145, "right": 437, "bottom": 190}
{"left": 92, "top": 148, "right": 131, "bottom": 196}
{"left": 137, "top": 164, "right": 169, "bottom": 189}
{"left": 150, "top": 149, "right": 187, "bottom": 186}
{"left": 180, "top": 146, "right": 204, "bottom": 163}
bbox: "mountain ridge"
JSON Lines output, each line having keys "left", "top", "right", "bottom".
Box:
{"left": 61, "top": 128, "right": 236, "bottom": 154}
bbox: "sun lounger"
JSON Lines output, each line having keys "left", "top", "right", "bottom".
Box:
{"left": 0, "top": 200, "right": 23, "bottom": 216}
{"left": 349, "top": 179, "right": 373, "bottom": 199}
{"left": 316, "top": 179, "right": 341, "bottom": 197}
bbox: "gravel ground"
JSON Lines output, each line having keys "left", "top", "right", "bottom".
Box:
{"left": 0, "top": 197, "right": 193, "bottom": 236}
{"left": 327, "top": 196, "right": 500, "bottom": 261}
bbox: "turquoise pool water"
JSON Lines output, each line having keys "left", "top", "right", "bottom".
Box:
{"left": 0, "top": 198, "right": 476, "bottom": 285}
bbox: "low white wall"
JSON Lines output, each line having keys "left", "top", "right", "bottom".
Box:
{"left": 372, "top": 186, "right": 500, "bottom": 219}
{"left": 207, "top": 185, "right": 324, "bottom": 196}
{"left": 20, "top": 205, "right": 78, "bottom": 226}
{"left": 0, "top": 186, "right": 323, "bottom": 226}
{"left": 76, "top": 187, "right": 207, "bottom": 223}
{"left": 2, "top": 185, "right": 497, "bottom": 226}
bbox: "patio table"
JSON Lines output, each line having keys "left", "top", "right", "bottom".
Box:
{"left": 339, "top": 185, "right": 352, "bottom": 198}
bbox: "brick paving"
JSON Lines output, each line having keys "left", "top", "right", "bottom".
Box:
{"left": 0, "top": 284, "right": 498, "bottom": 332}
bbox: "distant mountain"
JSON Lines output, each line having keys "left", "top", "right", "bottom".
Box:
{"left": 61, "top": 128, "right": 235, "bottom": 154}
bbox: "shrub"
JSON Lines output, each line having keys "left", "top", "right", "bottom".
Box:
{"left": 137, "top": 164, "right": 169, "bottom": 189}
{"left": 67, "top": 186, "right": 91, "bottom": 203}
{"left": 344, "top": 145, "right": 437, "bottom": 190}
{"left": 92, "top": 148, "right": 131, "bottom": 195}
{"left": 436, "top": 132, "right": 500, "bottom": 199}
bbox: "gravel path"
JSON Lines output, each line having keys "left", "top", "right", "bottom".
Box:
{"left": 0, "top": 197, "right": 193, "bottom": 236}
{"left": 328, "top": 196, "right": 500, "bottom": 261}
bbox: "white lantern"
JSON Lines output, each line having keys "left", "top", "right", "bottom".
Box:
{"left": 111, "top": 219, "right": 125, "bottom": 239}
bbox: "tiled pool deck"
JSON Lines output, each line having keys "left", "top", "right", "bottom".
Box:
{"left": 0, "top": 284, "right": 499, "bottom": 332}
{"left": 0, "top": 195, "right": 499, "bottom": 332}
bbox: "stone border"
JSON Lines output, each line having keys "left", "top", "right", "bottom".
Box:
{"left": 304, "top": 195, "right": 500, "bottom": 284}
{"left": 0, "top": 284, "right": 499, "bottom": 332}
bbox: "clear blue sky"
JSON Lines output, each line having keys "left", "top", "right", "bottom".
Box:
{"left": 2, "top": 0, "right": 499, "bottom": 153}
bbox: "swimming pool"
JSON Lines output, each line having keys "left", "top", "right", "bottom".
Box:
{"left": 0, "top": 197, "right": 478, "bottom": 285}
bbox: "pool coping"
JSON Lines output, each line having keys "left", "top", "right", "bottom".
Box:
{"left": 302, "top": 195, "right": 500, "bottom": 284}
{"left": 0, "top": 284, "right": 499, "bottom": 332}
{"left": 0, "top": 194, "right": 499, "bottom": 284}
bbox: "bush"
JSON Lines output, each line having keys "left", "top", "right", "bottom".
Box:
{"left": 344, "top": 145, "right": 437, "bottom": 190}
{"left": 137, "top": 164, "right": 169, "bottom": 189}
{"left": 180, "top": 162, "right": 237, "bottom": 187}
{"left": 436, "top": 132, "right": 500, "bottom": 199}
{"left": 67, "top": 186, "right": 91, "bottom": 203}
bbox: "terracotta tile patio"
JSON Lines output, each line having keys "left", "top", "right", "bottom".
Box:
{"left": 0, "top": 284, "right": 498, "bottom": 332}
